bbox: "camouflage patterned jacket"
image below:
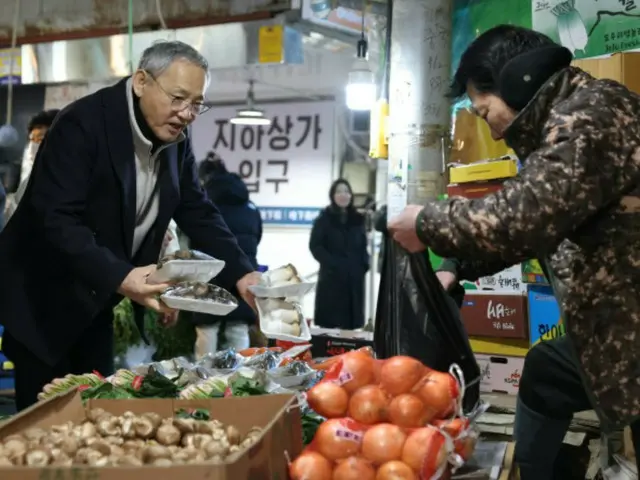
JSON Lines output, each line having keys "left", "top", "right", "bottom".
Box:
{"left": 417, "top": 67, "right": 640, "bottom": 431}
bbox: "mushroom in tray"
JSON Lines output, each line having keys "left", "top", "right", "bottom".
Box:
{"left": 157, "top": 249, "right": 213, "bottom": 269}
{"left": 261, "top": 264, "right": 302, "bottom": 288}
{"left": 261, "top": 299, "right": 304, "bottom": 337}
{"left": 164, "top": 282, "right": 237, "bottom": 306}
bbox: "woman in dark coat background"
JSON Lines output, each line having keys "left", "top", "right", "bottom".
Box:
{"left": 310, "top": 179, "right": 369, "bottom": 330}
{"left": 192, "top": 154, "right": 263, "bottom": 358}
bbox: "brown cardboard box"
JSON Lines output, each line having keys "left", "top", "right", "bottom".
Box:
{"left": 461, "top": 293, "right": 528, "bottom": 339}
{"left": 447, "top": 180, "right": 505, "bottom": 199}
{"left": 476, "top": 354, "right": 525, "bottom": 396}
{"left": 0, "top": 391, "right": 303, "bottom": 480}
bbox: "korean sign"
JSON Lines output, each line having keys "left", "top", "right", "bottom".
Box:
{"left": 532, "top": 0, "right": 640, "bottom": 59}
{"left": 191, "top": 101, "right": 335, "bottom": 226}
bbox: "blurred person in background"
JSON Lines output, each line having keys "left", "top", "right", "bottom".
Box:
{"left": 191, "top": 153, "right": 263, "bottom": 358}
{"left": 0, "top": 41, "right": 260, "bottom": 411}
{"left": 389, "top": 25, "right": 640, "bottom": 478}
{"left": 310, "top": 179, "right": 369, "bottom": 330}
{"left": 5, "top": 109, "right": 60, "bottom": 220}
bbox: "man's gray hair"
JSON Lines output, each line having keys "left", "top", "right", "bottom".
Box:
{"left": 138, "top": 40, "right": 209, "bottom": 81}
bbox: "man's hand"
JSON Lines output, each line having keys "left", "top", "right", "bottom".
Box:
{"left": 436, "top": 271, "right": 457, "bottom": 291}
{"left": 118, "top": 265, "right": 175, "bottom": 313}
{"left": 388, "top": 204, "right": 427, "bottom": 253}
{"left": 236, "top": 271, "right": 262, "bottom": 312}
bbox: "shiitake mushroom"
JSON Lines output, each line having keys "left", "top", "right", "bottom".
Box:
{"left": 0, "top": 411, "right": 261, "bottom": 468}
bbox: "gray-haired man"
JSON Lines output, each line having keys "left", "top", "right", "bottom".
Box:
{"left": 0, "top": 41, "right": 260, "bottom": 410}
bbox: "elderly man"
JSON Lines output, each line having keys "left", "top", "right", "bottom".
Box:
{"left": 0, "top": 41, "right": 260, "bottom": 410}
{"left": 389, "top": 25, "right": 640, "bottom": 478}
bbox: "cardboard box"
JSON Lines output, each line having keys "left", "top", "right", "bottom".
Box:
{"left": 447, "top": 180, "right": 505, "bottom": 199}
{"left": 469, "top": 337, "right": 529, "bottom": 357}
{"left": 461, "top": 292, "right": 528, "bottom": 339}
{"left": 461, "top": 264, "right": 527, "bottom": 295}
{"left": 528, "top": 285, "right": 565, "bottom": 347}
{"left": 476, "top": 354, "right": 525, "bottom": 395}
{"left": 449, "top": 157, "right": 518, "bottom": 184}
{"left": 309, "top": 328, "right": 374, "bottom": 358}
{"left": 521, "top": 259, "right": 548, "bottom": 285}
{"left": 0, "top": 391, "right": 303, "bottom": 479}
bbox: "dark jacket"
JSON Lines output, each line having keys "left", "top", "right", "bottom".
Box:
{"left": 0, "top": 182, "right": 5, "bottom": 231}
{"left": 416, "top": 67, "right": 640, "bottom": 432}
{"left": 0, "top": 78, "right": 254, "bottom": 367}
{"left": 193, "top": 172, "right": 262, "bottom": 326}
{"left": 310, "top": 206, "right": 369, "bottom": 329}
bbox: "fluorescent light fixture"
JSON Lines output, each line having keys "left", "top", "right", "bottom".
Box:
{"left": 230, "top": 111, "right": 271, "bottom": 126}
{"left": 230, "top": 79, "right": 272, "bottom": 126}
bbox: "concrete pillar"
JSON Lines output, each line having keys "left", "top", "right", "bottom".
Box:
{"left": 387, "top": 0, "right": 452, "bottom": 219}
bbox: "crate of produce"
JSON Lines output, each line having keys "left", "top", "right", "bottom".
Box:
{"left": 449, "top": 156, "right": 518, "bottom": 184}
{"left": 475, "top": 354, "right": 525, "bottom": 395}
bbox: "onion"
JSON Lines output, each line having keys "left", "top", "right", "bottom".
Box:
{"left": 411, "top": 371, "right": 459, "bottom": 419}
{"left": 290, "top": 451, "right": 334, "bottom": 480}
{"left": 333, "top": 456, "right": 376, "bottom": 480}
{"left": 401, "top": 427, "right": 448, "bottom": 476}
{"left": 307, "top": 382, "right": 349, "bottom": 418}
{"left": 348, "top": 385, "right": 389, "bottom": 425}
{"left": 380, "top": 356, "right": 426, "bottom": 396}
{"left": 315, "top": 418, "right": 365, "bottom": 461}
{"left": 339, "top": 352, "right": 376, "bottom": 394}
{"left": 361, "top": 423, "right": 406, "bottom": 466}
{"left": 387, "top": 394, "right": 430, "bottom": 428}
{"left": 375, "top": 461, "right": 416, "bottom": 480}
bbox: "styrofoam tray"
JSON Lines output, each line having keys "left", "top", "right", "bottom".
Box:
{"left": 160, "top": 295, "right": 238, "bottom": 316}
{"left": 148, "top": 259, "right": 225, "bottom": 284}
{"left": 249, "top": 281, "right": 316, "bottom": 299}
{"left": 256, "top": 298, "right": 311, "bottom": 343}
{"left": 267, "top": 368, "right": 316, "bottom": 389}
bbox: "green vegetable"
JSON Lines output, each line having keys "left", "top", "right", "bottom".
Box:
{"left": 301, "top": 412, "right": 323, "bottom": 446}
{"left": 229, "top": 377, "right": 268, "bottom": 397}
{"left": 130, "top": 370, "right": 180, "bottom": 398}
{"left": 175, "top": 408, "right": 211, "bottom": 421}
{"left": 81, "top": 383, "right": 134, "bottom": 401}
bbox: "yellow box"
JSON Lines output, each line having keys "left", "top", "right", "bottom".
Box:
{"left": 2, "top": 361, "right": 12, "bottom": 370}
{"left": 449, "top": 157, "right": 518, "bottom": 184}
{"left": 470, "top": 336, "right": 529, "bottom": 357}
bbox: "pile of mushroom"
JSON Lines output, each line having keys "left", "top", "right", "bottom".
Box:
{"left": 0, "top": 408, "right": 262, "bottom": 467}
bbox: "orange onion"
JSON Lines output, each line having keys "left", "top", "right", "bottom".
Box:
{"left": 348, "top": 385, "right": 389, "bottom": 425}
{"left": 361, "top": 423, "right": 407, "bottom": 466}
{"left": 307, "top": 382, "right": 349, "bottom": 418}
{"left": 290, "top": 451, "right": 333, "bottom": 480}
{"left": 379, "top": 356, "right": 426, "bottom": 396}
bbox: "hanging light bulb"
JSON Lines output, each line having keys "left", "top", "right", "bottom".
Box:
{"left": 345, "top": 14, "right": 376, "bottom": 111}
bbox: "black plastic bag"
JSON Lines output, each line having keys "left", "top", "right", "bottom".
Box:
{"left": 374, "top": 240, "right": 480, "bottom": 414}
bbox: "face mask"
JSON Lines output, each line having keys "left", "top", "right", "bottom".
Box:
{"left": 334, "top": 193, "right": 351, "bottom": 208}
{"left": 24, "top": 141, "right": 39, "bottom": 163}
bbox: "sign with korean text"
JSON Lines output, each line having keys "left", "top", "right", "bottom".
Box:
{"left": 532, "top": 0, "right": 640, "bottom": 59}
{"left": 0, "top": 48, "right": 21, "bottom": 85}
{"left": 191, "top": 101, "right": 335, "bottom": 226}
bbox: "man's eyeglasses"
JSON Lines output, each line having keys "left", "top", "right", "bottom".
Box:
{"left": 146, "top": 71, "right": 211, "bottom": 116}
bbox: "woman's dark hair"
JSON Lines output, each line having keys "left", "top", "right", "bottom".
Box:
{"left": 28, "top": 109, "right": 60, "bottom": 133}
{"left": 198, "top": 151, "right": 228, "bottom": 183}
{"left": 329, "top": 178, "right": 354, "bottom": 208}
{"left": 448, "top": 25, "right": 556, "bottom": 100}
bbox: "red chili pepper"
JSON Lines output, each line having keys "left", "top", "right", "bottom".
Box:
{"left": 92, "top": 370, "right": 106, "bottom": 380}
{"left": 77, "top": 385, "right": 90, "bottom": 392}
{"left": 132, "top": 376, "right": 144, "bottom": 390}
{"left": 223, "top": 386, "right": 233, "bottom": 398}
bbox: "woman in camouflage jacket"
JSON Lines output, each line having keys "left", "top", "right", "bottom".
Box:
{"left": 390, "top": 25, "right": 640, "bottom": 479}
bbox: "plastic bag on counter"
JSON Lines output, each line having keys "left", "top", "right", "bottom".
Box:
{"left": 256, "top": 297, "right": 311, "bottom": 343}
{"left": 160, "top": 281, "right": 238, "bottom": 315}
{"left": 249, "top": 263, "right": 316, "bottom": 298}
{"left": 149, "top": 249, "right": 225, "bottom": 284}
{"left": 289, "top": 418, "right": 456, "bottom": 480}
{"left": 267, "top": 360, "right": 316, "bottom": 389}
{"left": 241, "top": 349, "right": 281, "bottom": 371}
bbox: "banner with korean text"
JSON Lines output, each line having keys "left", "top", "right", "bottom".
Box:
{"left": 191, "top": 100, "right": 335, "bottom": 226}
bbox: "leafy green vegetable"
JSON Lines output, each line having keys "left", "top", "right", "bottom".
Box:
{"left": 80, "top": 383, "right": 134, "bottom": 401}
{"left": 131, "top": 371, "right": 180, "bottom": 398}
{"left": 229, "top": 377, "right": 268, "bottom": 397}
{"left": 302, "top": 412, "right": 323, "bottom": 446}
